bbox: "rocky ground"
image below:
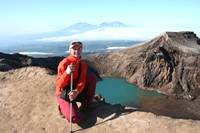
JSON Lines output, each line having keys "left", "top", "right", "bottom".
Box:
{"left": 0, "top": 67, "right": 200, "bottom": 133}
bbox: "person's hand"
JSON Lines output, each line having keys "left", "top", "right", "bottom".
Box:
{"left": 66, "top": 64, "right": 74, "bottom": 75}
{"left": 68, "top": 90, "right": 79, "bottom": 101}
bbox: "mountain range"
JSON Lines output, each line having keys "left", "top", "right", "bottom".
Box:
{"left": 41, "top": 21, "right": 129, "bottom": 36}
{"left": 35, "top": 21, "right": 200, "bottom": 42}
{"left": 36, "top": 21, "right": 136, "bottom": 42}
{"left": 0, "top": 21, "right": 133, "bottom": 44}
{"left": 1, "top": 21, "right": 200, "bottom": 44}
{"left": 38, "top": 21, "right": 186, "bottom": 42}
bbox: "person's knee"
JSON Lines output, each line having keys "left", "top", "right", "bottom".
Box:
{"left": 72, "top": 116, "right": 80, "bottom": 123}
{"left": 66, "top": 115, "right": 80, "bottom": 124}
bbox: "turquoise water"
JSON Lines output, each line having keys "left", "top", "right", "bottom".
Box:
{"left": 96, "top": 77, "right": 200, "bottom": 120}
{"left": 96, "top": 77, "right": 162, "bottom": 106}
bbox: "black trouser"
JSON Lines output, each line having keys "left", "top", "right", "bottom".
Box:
{"left": 60, "top": 85, "right": 88, "bottom": 103}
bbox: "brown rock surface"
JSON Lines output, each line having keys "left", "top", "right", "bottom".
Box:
{"left": 0, "top": 67, "right": 200, "bottom": 133}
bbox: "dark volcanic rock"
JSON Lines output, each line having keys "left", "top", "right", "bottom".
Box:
{"left": 0, "top": 52, "right": 63, "bottom": 73}
{"left": 87, "top": 32, "right": 200, "bottom": 100}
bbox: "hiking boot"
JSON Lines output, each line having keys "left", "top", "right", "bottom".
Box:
{"left": 79, "top": 94, "right": 105, "bottom": 112}
{"left": 92, "top": 94, "right": 105, "bottom": 103}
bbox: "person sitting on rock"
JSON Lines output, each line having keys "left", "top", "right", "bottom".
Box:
{"left": 56, "top": 40, "right": 103, "bottom": 125}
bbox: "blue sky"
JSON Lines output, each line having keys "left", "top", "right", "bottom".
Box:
{"left": 0, "top": 0, "right": 200, "bottom": 37}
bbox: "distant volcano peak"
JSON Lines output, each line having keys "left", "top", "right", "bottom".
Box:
{"left": 99, "top": 21, "right": 128, "bottom": 27}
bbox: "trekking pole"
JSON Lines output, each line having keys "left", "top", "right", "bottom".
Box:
{"left": 70, "top": 66, "right": 73, "bottom": 133}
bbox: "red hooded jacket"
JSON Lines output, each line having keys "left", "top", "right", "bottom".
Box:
{"left": 56, "top": 55, "right": 87, "bottom": 96}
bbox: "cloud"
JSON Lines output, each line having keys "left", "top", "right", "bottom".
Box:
{"left": 37, "top": 26, "right": 200, "bottom": 42}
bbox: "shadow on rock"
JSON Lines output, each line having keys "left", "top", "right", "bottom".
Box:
{"left": 74, "top": 102, "right": 138, "bottom": 132}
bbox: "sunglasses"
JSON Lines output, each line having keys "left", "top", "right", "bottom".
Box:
{"left": 72, "top": 42, "right": 82, "bottom": 45}
{"left": 71, "top": 45, "right": 82, "bottom": 50}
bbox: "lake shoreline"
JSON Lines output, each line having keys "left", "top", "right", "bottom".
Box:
{"left": 98, "top": 77, "right": 200, "bottom": 121}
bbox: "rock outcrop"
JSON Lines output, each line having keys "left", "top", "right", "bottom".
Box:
{"left": 87, "top": 32, "right": 200, "bottom": 100}
{"left": 0, "top": 52, "right": 63, "bottom": 73}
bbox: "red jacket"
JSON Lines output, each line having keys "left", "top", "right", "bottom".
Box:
{"left": 56, "top": 55, "right": 87, "bottom": 96}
